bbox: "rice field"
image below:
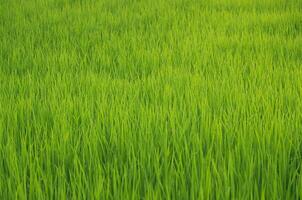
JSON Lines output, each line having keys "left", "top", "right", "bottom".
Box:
{"left": 0, "top": 0, "right": 302, "bottom": 199}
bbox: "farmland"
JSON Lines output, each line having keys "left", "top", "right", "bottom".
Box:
{"left": 0, "top": 0, "right": 302, "bottom": 199}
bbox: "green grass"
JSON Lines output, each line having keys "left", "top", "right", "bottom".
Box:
{"left": 0, "top": 0, "right": 302, "bottom": 199}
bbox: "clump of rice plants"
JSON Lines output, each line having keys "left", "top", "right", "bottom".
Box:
{"left": 0, "top": 0, "right": 302, "bottom": 199}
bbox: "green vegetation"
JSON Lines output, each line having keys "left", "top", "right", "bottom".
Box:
{"left": 0, "top": 0, "right": 302, "bottom": 199}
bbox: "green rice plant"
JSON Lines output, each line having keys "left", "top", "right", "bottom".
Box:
{"left": 0, "top": 0, "right": 302, "bottom": 199}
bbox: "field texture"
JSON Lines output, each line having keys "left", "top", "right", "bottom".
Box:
{"left": 0, "top": 0, "right": 302, "bottom": 199}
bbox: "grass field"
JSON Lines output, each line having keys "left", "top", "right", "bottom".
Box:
{"left": 0, "top": 0, "right": 302, "bottom": 199}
